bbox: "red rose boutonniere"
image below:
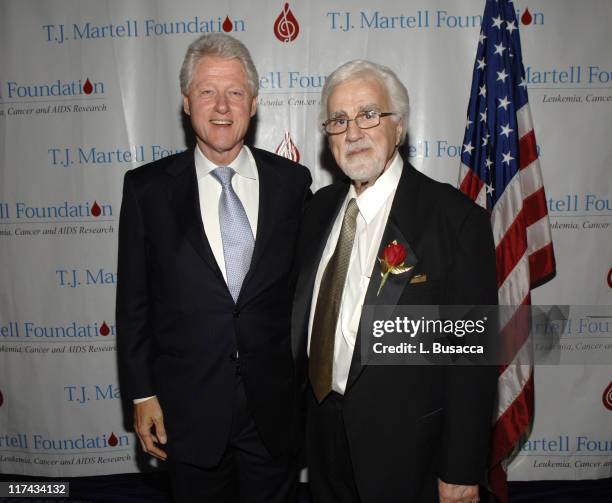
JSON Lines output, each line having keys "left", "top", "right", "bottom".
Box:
{"left": 377, "top": 240, "right": 414, "bottom": 296}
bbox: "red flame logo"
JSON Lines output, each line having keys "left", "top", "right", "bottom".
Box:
{"left": 275, "top": 132, "right": 300, "bottom": 163}
{"left": 90, "top": 201, "right": 101, "bottom": 217}
{"left": 222, "top": 16, "right": 233, "bottom": 32}
{"left": 607, "top": 268, "right": 612, "bottom": 288}
{"left": 604, "top": 382, "right": 612, "bottom": 411}
{"left": 83, "top": 78, "right": 93, "bottom": 95}
{"left": 274, "top": 3, "right": 299, "bottom": 43}
{"left": 99, "top": 322, "right": 110, "bottom": 336}
{"left": 0, "top": 390, "right": 4, "bottom": 408}
{"left": 521, "top": 8, "right": 533, "bottom": 25}
{"left": 108, "top": 432, "right": 119, "bottom": 447}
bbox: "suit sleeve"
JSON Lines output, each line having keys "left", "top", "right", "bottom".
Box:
{"left": 116, "top": 172, "right": 155, "bottom": 401}
{"left": 438, "top": 204, "right": 498, "bottom": 485}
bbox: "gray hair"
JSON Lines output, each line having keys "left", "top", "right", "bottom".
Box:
{"left": 320, "top": 60, "right": 410, "bottom": 144}
{"left": 179, "top": 33, "right": 259, "bottom": 96}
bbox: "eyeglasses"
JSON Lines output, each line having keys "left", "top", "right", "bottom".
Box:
{"left": 322, "top": 110, "right": 397, "bottom": 135}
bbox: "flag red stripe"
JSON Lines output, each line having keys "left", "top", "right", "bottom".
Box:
{"left": 523, "top": 187, "right": 548, "bottom": 226}
{"left": 489, "top": 373, "right": 534, "bottom": 503}
{"left": 489, "top": 463, "right": 510, "bottom": 503}
{"left": 519, "top": 129, "right": 538, "bottom": 170}
{"left": 459, "top": 169, "right": 484, "bottom": 201}
{"left": 490, "top": 372, "right": 534, "bottom": 466}
{"left": 495, "top": 213, "right": 527, "bottom": 288}
{"left": 529, "top": 242, "right": 556, "bottom": 288}
{"left": 494, "top": 294, "right": 531, "bottom": 406}
{"left": 499, "top": 304, "right": 532, "bottom": 365}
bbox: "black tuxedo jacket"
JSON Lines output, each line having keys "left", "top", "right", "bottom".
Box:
{"left": 116, "top": 147, "right": 311, "bottom": 467}
{"left": 292, "top": 162, "right": 498, "bottom": 502}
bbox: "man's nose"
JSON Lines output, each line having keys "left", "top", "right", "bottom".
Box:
{"left": 215, "top": 93, "right": 229, "bottom": 113}
{"left": 345, "top": 119, "right": 364, "bottom": 142}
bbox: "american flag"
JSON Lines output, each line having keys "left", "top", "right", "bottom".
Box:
{"left": 457, "top": 1, "right": 556, "bottom": 501}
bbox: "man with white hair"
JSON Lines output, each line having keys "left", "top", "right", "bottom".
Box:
{"left": 117, "top": 33, "right": 311, "bottom": 502}
{"left": 292, "top": 60, "right": 498, "bottom": 502}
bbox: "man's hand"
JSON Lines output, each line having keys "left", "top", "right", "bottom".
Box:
{"left": 438, "top": 479, "right": 479, "bottom": 503}
{"left": 134, "top": 397, "right": 167, "bottom": 460}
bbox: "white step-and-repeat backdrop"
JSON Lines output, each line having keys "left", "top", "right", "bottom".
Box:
{"left": 1, "top": 0, "right": 610, "bottom": 481}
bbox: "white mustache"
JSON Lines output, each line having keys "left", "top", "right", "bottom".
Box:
{"left": 344, "top": 139, "right": 373, "bottom": 154}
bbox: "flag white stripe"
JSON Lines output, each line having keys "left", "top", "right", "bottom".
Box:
{"left": 520, "top": 159, "right": 544, "bottom": 198}
{"left": 527, "top": 216, "right": 551, "bottom": 254}
{"left": 498, "top": 252, "right": 530, "bottom": 306}
{"left": 516, "top": 105, "right": 534, "bottom": 140}
{"left": 495, "top": 358, "right": 532, "bottom": 420}
{"left": 491, "top": 175, "right": 524, "bottom": 246}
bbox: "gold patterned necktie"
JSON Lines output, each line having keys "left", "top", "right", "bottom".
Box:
{"left": 309, "top": 198, "right": 359, "bottom": 403}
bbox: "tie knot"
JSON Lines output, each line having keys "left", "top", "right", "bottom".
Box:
{"left": 345, "top": 198, "right": 359, "bottom": 220}
{"left": 211, "top": 167, "right": 235, "bottom": 188}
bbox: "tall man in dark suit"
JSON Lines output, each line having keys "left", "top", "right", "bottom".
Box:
{"left": 292, "top": 60, "right": 498, "bottom": 503}
{"left": 116, "top": 33, "right": 311, "bottom": 502}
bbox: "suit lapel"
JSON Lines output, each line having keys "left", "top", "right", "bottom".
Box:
{"left": 346, "top": 163, "right": 423, "bottom": 391}
{"left": 238, "top": 148, "right": 277, "bottom": 299}
{"left": 166, "top": 151, "right": 224, "bottom": 281}
{"left": 291, "top": 183, "right": 349, "bottom": 362}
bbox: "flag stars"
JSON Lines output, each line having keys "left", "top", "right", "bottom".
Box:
{"left": 498, "top": 96, "right": 511, "bottom": 110}
{"left": 493, "top": 42, "right": 506, "bottom": 56}
{"left": 463, "top": 141, "right": 475, "bottom": 156}
{"left": 480, "top": 109, "right": 488, "bottom": 123}
{"left": 491, "top": 15, "right": 504, "bottom": 29}
{"left": 479, "top": 84, "right": 487, "bottom": 97}
{"left": 502, "top": 151, "right": 515, "bottom": 165}
{"left": 466, "top": 117, "right": 473, "bottom": 130}
{"left": 482, "top": 133, "right": 490, "bottom": 147}
{"left": 506, "top": 20, "right": 517, "bottom": 34}
{"left": 477, "top": 57, "right": 486, "bottom": 71}
{"left": 500, "top": 123, "right": 514, "bottom": 138}
{"left": 519, "top": 77, "right": 528, "bottom": 89}
{"left": 485, "top": 157, "right": 494, "bottom": 170}
{"left": 479, "top": 31, "right": 487, "bottom": 44}
{"left": 496, "top": 69, "right": 509, "bottom": 83}
{"left": 486, "top": 184, "right": 495, "bottom": 195}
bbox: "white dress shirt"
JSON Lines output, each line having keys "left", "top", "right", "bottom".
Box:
{"left": 308, "top": 154, "right": 403, "bottom": 394}
{"left": 195, "top": 145, "right": 259, "bottom": 280}
{"left": 133, "top": 145, "right": 259, "bottom": 404}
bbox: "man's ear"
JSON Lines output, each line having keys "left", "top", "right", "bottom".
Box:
{"left": 395, "top": 120, "right": 403, "bottom": 146}
{"left": 250, "top": 95, "right": 257, "bottom": 117}
{"left": 182, "top": 95, "right": 191, "bottom": 116}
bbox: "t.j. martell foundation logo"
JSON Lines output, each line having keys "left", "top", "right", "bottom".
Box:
{"left": 603, "top": 382, "right": 612, "bottom": 411}
{"left": 0, "top": 390, "right": 4, "bottom": 408}
{"left": 274, "top": 3, "right": 299, "bottom": 42}
{"left": 275, "top": 132, "right": 300, "bottom": 163}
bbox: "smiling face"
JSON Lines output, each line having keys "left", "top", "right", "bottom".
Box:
{"left": 326, "top": 77, "right": 403, "bottom": 192}
{"left": 182, "top": 56, "right": 257, "bottom": 165}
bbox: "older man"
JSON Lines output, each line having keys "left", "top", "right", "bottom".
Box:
{"left": 292, "top": 60, "right": 498, "bottom": 503}
{"left": 116, "top": 34, "right": 311, "bottom": 502}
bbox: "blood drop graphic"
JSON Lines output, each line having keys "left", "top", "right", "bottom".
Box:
{"left": 83, "top": 78, "right": 93, "bottom": 95}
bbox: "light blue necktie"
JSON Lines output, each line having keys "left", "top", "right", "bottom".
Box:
{"left": 210, "top": 167, "right": 255, "bottom": 302}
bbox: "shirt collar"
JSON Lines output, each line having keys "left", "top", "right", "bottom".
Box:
{"left": 194, "top": 145, "right": 257, "bottom": 181}
{"left": 348, "top": 152, "right": 403, "bottom": 224}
